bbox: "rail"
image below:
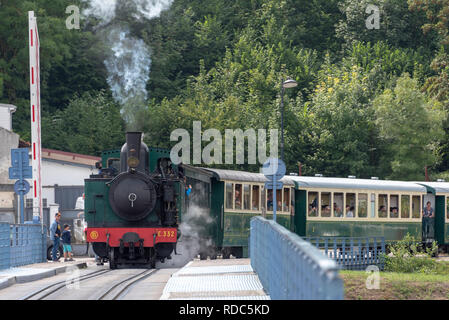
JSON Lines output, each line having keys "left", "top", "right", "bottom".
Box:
{"left": 0, "top": 222, "right": 46, "bottom": 270}
{"left": 250, "top": 216, "right": 343, "bottom": 300}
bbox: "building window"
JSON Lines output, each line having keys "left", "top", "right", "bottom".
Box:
{"left": 26, "top": 198, "right": 33, "bottom": 208}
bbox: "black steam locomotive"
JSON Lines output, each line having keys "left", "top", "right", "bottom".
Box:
{"left": 85, "top": 132, "right": 184, "bottom": 268}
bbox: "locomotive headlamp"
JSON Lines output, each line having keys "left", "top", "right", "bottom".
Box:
{"left": 127, "top": 156, "right": 140, "bottom": 168}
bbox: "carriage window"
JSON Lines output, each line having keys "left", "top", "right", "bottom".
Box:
{"left": 321, "top": 192, "right": 331, "bottom": 217}
{"left": 308, "top": 192, "right": 319, "bottom": 217}
{"left": 358, "top": 193, "right": 368, "bottom": 218}
{"left": 283, "top": 188, "right": 290, "bottom": 212}
{"left": 267, "top": 189, "right": 273, "bottom": 211}
{"left": 389, "top": 195, "right": 399, "bottom": 218}
{"left": 235, "top": 184, "right": 242, "bottom": 210}
{"left": 378, "top": 194, "right": 388, "bottom": 218}
{"left": 226, "top": 183, "right": 233, "bottom": 209}
{"left": 345, "top": 193, "right": 355, "bottom": 218}
{"left": 401, "top": 195, "right": 410, "bottom": 218}
{"left": 412, "top": 196, "right": 420, "bottom": 218}
{"left": 243, "top": 184, "right": 250, "bottom": 210}
{"left": 252, "top": 186, "right": 260, "bottom": 211}
{"left": 334, "top": 193, "right": 344, "bottom": 217}
{"left": 276, "top": 189, "right": 282, "bottom": 211}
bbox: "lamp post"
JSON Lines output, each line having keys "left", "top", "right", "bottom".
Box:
{"left": 280, "top": 78, "right": 297, "bottom": 161}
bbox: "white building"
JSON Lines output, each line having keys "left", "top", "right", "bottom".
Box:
{"left": 0, "top": 104, "right": 16, "bottom": 132}
{"left": 24, "top": 147, "right": 100, "bottom": 223}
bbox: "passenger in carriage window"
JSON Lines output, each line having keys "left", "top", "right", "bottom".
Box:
{"left": 423, "top": 201, "right": 435, "bottom": 218}
{"left": 346, "top": 206, "right": 354, "bottom": 218}
{"left": 322, "top": 205, "right": 331, "bottom": 215}
{"left": 235, "top": 189, "right": 241, "bottom": 207}
{"left": 267, "top": 193, "right": 273, "bottom": 211}
{"left": 334, "top": 203, "right": 343, "bottom": 217}
{"left": 252, "top": 200, "right": 259, "bottom": 211}
{"left": 378, "top": 205, "right": 387, "bottom": 218}
{"left": 390, "top": 207, "right": 399, "bottom": 218}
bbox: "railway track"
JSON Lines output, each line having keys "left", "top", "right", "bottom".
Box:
{"left": 96, "top": 269, "right": 158, "bottom": 300}
{"left": 21, "top": 268, "right": 158, "bottom": 300}
{"left": 21, "top": 268, "right": 112, "bottom": 300}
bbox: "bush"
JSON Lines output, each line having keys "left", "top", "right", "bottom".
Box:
{"left": 383, "top": 233, "right": 439, "bottom": 274}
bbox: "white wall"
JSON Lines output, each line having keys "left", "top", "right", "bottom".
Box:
{"left": 0, "top": 107, "right": 13, "bottom": 131}
{"left": 40, "top": 160, "right": 96, "bottom": 186}
{"left": 26, "top": 159, "right": 97, "bottom": 205}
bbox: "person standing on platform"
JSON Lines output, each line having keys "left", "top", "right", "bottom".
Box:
{"left": 61, "top": 224, "right": 75, "bottom": 262}
{"left": 50, "top": 212, "right": 62, "bottom": 262}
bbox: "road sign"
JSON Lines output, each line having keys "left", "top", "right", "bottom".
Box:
{"left": 14, "top": 180, "right": 31, "bottom": 195}
{"left": 9, "top": 148, "right": 32, "bottom": 224}
{"left": 264, "top": 181, "right": 284, "bottom": 190}
{"left": 9, "top": 148, "right": 32, "bottom": 180}
{"left": 262, "top": 158, "right": 286, "bottom": 223}
{"left": 262, "top": 158, "right": 286, "bottom": 177}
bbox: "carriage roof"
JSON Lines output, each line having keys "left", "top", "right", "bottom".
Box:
{"left": 416, "top": 182, "right": 449, "bottom": 194}
{"left": 288, "top": 176, "right": 427, "bottom": 193}
{"left": 196, "top": 167, "right": 295, "bottom": 186}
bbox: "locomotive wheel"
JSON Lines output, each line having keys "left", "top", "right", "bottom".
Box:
{"left": 222, "top": 248, "right": 231, "bottom": 259}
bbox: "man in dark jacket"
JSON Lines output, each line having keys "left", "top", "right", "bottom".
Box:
{"left": 50, "top": 213, "right": 62, "bottom": 262}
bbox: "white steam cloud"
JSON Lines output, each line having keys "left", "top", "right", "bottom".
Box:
{"left": 162, "top": 184, "right": 216, "bottom": 268}
{"left": 82, "top": 0, "right": 173, "bottom": 106}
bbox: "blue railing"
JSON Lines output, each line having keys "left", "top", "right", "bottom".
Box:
{"left": 250, "top": 216, "right": 344, "bottom": 300}
{"left": 304, "top": 237, "right": 386, "bottom": 271}
{"left": 0, "top": 223, "right": 46, "bottom": 270}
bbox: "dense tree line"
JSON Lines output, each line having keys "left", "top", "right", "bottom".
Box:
{"left": 1, "top": 0, "right": 448, "bottom": 180}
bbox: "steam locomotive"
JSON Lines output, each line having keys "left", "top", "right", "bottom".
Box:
{"left": 85, "top": 132, "right": 184, "bottom": 268}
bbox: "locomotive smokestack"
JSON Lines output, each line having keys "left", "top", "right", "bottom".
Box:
{"left": 126, "top": 132, "right": 142, "bottom": 169}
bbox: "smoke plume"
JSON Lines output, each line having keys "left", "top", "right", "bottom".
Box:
{"left": 82, "top": 0, "right": 173, "bottom": 128}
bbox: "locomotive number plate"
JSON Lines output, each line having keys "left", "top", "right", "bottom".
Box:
{"left": 157, "top": 230, "right": 176, "bottom": 238}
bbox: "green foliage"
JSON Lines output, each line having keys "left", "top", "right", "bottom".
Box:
{"left": 336, "top": 0, "right": 435, "bottom": 50}
{"left": 1, "top": 0, "right": 448, "bottom": 178}
{"left": 373, "top": 74, "right": 446, "bottom": 180}
{"left": 383, "top": 233, "right": 440, "bottom": 274}
{"left": 302, "top": 61, "right": 380, "bottom": 177}
{"left": 42, "top": 90, "right": 125, "bottom": 155}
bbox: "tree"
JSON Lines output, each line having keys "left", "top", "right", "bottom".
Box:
{"left": 42, "top": 91, "right": 125, "bottom": 155}
{"left": 373, "top": 73, "right": 445, "bottom": 180}
{"left": 304, "top": 62, "right": 380, "bottom": 178}
{"left": 336, "top": 0, "right": 435, "bottom": 50}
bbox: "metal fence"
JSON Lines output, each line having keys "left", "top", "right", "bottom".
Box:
{"left": 0, "top": 223, "right": 46, "bottom": 270}
{"left": 250, "top": 216, "right": 343, "bottom": 300}
{"left": 303, "top": 237, "right": 386, "bottom": 271}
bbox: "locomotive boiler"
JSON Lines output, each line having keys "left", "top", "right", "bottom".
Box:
{"left": 85, "top": 132, "right": 183, "bottom": 268}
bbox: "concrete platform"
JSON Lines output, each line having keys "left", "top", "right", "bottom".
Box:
{"left": 0, "top": 257, "right": 93, "bottom": 290}
{"left": 160, "top": 259, "right": 270, "bottom": 300}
